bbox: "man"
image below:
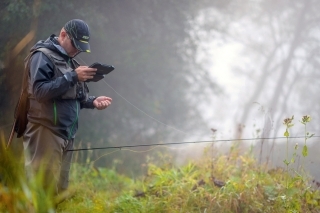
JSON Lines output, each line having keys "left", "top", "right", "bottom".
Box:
{"left": 23, "top": 19, "right": 112, "bottom": 194}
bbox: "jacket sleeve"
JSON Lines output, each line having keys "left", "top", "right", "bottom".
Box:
{"left": 30, "top": 52, "right": 78, "bottom": 102}
{"left": 80, "top": 96, "right": 97, "bottom": 109}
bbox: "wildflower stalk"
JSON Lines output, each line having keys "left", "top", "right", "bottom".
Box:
{"left": 283, "top": 116, "right": 294, "bottom": 189}
{"left": 300, "top": 115, "right": 313, "bottom": 172}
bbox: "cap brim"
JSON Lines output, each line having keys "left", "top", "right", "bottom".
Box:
{"left": 73, "top": 38, "right": 91, "bottom": 53}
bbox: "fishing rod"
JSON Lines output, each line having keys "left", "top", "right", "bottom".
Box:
{"left": 67, "top": 135, "right": 318, "bottom": 152}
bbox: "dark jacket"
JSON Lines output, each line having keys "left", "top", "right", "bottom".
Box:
{"left": 27, "top": 34, "right": 96, "bottom": 140}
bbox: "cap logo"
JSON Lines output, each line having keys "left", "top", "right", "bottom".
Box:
{"left": 82, "top": 35, "right": 89, "bottom": 39}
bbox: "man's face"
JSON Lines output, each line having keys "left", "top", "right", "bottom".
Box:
{"left": 60, "top": 30, "right": 80, "bottom": 57}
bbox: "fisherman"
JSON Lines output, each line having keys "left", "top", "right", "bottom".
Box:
{"left": 22, "top": 19, "right": 112, "bottom": 194}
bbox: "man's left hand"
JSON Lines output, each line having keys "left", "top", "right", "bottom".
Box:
{"left": 93, "top": 96, "right": 112, "bottom": 110}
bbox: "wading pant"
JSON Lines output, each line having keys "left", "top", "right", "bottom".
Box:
{"left": 23, "top": 122, "right": 74, "bottom": 194}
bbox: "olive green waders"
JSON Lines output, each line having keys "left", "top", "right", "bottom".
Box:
{"left": 23, "top": 122, "right": 74, "bottom": 194}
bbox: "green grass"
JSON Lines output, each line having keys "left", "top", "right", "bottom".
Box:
{"left": 54, "top": 146, "right": 320, "bottom": 213}
{"left": 0, "top": 136, "right": 56, "bottom": 213}
{"left": 2, "top": 142, "right": 320, "bottom": 213}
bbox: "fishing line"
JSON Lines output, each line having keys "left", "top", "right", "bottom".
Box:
{"left": 92, "top": 146, "right": 159, "bottom": 163}
{"left": 67, "top": 135, "right": 319, "bottom": 152}
{"left": 73, "top": 144, "right": 200, "bottom": 167}
{"left": 92, "top": 149, "right": 120, "bottom": 163}
{"left": 101, "top": 79, "right": 188, "bottom": 135}
{"left": 76, "top": 55, "right": 211, "bottom": 138}
{"left": 94, "top": 144, "right": 201, "bottom": 161}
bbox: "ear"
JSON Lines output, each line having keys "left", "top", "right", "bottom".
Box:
{"left": 60, "top": 29, "right": 67, "bottom": 39}
{"left": 57, "top": 28, "right": 67, "bottom": 44}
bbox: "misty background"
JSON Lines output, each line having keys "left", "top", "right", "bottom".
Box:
{"left": 1, "top": 0, "right": 320, "bottom": 180}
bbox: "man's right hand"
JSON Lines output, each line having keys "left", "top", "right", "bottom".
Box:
{"left": 75, "top": 66, "right": 97, "bottom": 82}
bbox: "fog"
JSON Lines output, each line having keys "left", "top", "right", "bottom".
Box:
{"left": 185, "top": 2, "right": 320, "bottom": 180}
{"left": 1, "top": 0, "right": 320, "bottom": 179}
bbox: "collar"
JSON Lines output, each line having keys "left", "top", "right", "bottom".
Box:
{"left": 48, "top": 34, "right": 69, "bottom": 57}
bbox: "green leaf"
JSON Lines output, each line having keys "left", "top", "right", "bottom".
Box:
{"left": 284, "top": 130, "right": 289, "bottom": 137}
{"left": 302, "top": 145, "right": 308, "bottom": 157}
{"left": 283, "top": 159, "right": 289, "bottom": 165}
{"left": 308, "top": 133, "right": 314, "bottom": 138}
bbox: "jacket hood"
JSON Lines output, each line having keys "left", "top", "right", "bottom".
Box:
{"left": 30, "top": 34, "right": 69, "bottom": 57}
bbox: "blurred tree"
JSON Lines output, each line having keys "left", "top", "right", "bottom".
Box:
{"left": 197, "top": 0, "right": 320, "bottom": 168}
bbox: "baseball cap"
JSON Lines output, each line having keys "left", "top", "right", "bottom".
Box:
{"left": 64, "top": 19, "right": 91, "bottom": 53}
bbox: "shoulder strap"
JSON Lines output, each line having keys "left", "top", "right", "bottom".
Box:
{"left": 37, "top": 47, "right": 64, "bottom": 61}
{"left": 36, "top": 48, "right": 61, "bottom": 76}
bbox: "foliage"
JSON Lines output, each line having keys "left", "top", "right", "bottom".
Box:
{"left": 0, "top": 134, "right": 55, "bottom": 213}
{"left": 53, "top": 144, "right": 320, "bottom": 213}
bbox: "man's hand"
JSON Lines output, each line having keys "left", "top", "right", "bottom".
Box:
{"left": 93, "top": 96, "right": 112, "bottom": 110}
{"left": 75, "top": 66, "right": 97, "bottom": 82}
